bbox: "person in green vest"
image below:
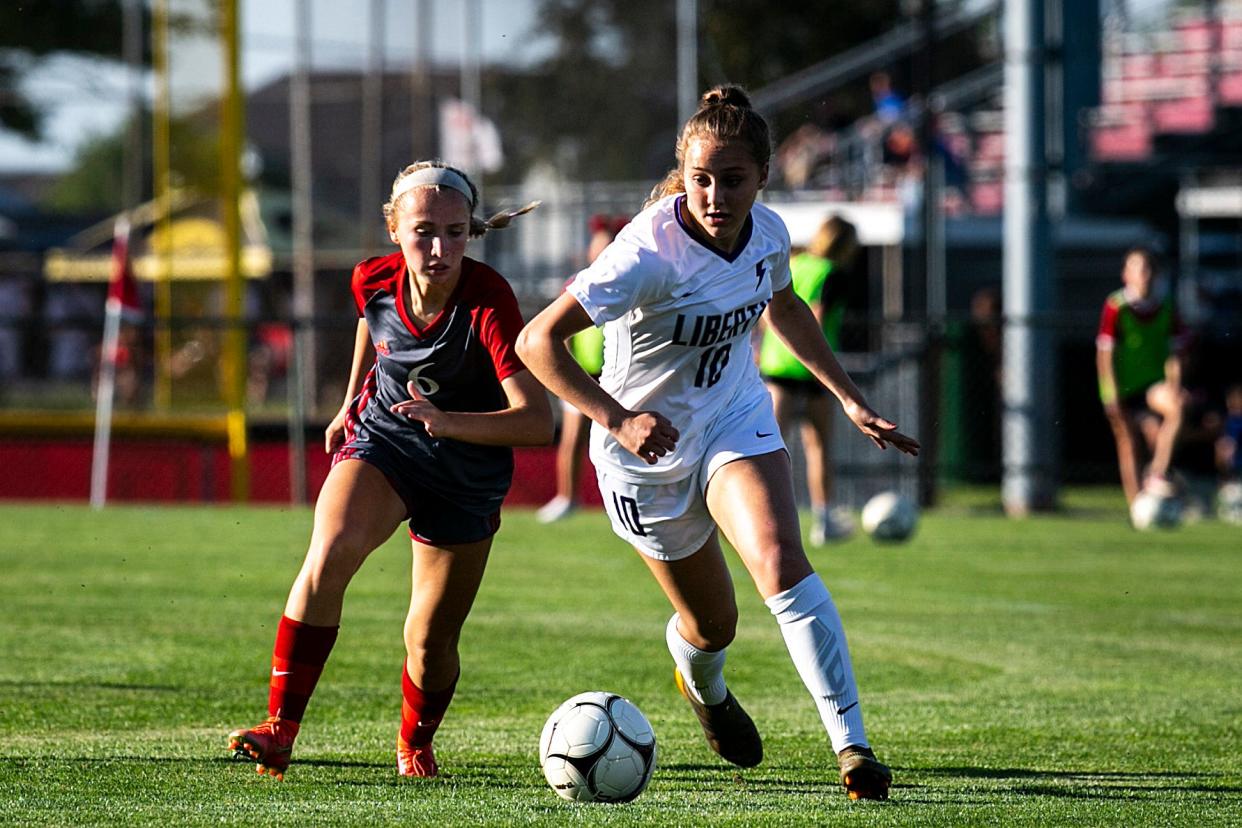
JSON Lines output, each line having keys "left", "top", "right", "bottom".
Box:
{"left": 759, "top": 215, "right": 858, "bottom": 544}
{"left": 1096, "top": 247, "right": 1189, "bottom": 507}
{"left": 537, "top": 214, "right": 627, "bottom": 523}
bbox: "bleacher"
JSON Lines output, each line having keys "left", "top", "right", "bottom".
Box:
{"left": 814, "top": 4, "right": 1242, "bottom": 218}
{"left": 1088, "top": 11, "right": 1242, "bottom": 163}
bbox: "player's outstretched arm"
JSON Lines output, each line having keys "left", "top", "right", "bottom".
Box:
{"left": 517, "top": 292, "right": 678, "bottom": 464}
{"left": 766, "top": 285, "right": 919, "bottom": 455}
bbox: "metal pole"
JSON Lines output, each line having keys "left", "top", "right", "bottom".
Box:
{"left": 918, "top": 0, "right": 942, "bottom": 508}
{"left": 1045, "top": 0, "right": 1066, "bottom": 218}
{"left": 289, "top": 0, "right": 315, "bottom": 504}
{"left": 221, "top": 0, "right": 249, "bottom": 502}
{"left": 360, "top": 0, "right": 385, "bottom": 257}
{"left": 462, "top": 0, "right": 482, "bottom": 116}
{"left": 413, "top": 0, "right": 433, "bottom": 159}
{"left": 677, "top": 0, "right": 698, "bottom": 124}
{"left": 461, "top": 0, "right": 482, "bottom": 179}
{"left": 152, "top": 0, "right": 173, "bottom": 409}
{"left": 122, "top": 0, "right": 143, "bottom": 213}
{"left": 920, "top": 0, "right": 945, "bottom": 320}
{"left": 287, "top": 313, "right": 308, "bottom": 505}
{"left": 1002, "top": 0, "right": 1057, "bottom": 514}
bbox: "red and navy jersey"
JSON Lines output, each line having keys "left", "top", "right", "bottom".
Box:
{"left": 339, "top": 252, "right": 527, "bottom": 515}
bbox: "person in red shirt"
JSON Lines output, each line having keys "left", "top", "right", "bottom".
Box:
{"left": 228, "top": 161, "right": 550, "bottom": 780}
{"left": 1096, "top": 247, "right": 1189, "bottom": 506}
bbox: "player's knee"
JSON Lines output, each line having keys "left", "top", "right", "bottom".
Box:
{"left": 302, "top": 533, "right": 370, "bottom": 590}
{"left": 749, "top": 537, "right": 807, "bottom": 589}
{"left": 403, "top": 628, "right": 457, "bottom": 672}
{"left": 679, "top": 610, "right": 737, "bottom": 651}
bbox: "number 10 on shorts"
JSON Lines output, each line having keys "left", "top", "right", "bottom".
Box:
{"left": 611, "top": 492, "right": 648, "bottom": 536}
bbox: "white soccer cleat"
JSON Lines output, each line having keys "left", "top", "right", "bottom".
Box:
{"left": 810, "top": 507, "right": 855, "bottom": 545}
{"left": 536, "top": 495, "right": 575, "bottom": 523}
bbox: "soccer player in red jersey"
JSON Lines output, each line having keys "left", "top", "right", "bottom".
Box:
{"left": 228, "top": 162, "right": 550, "bottom": 780}
{"left": 1096, "top": 247, "right": 1189, "bottom": 507}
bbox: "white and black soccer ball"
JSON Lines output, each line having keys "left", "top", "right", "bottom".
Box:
{"left": 860, "top": 491, "right": 918, "bottom": 542}
{"left": 1130, "top": 489, "right": 1183, "bottom": 530}
{"left": 1215, "top": 481, "right": 1242, "bottom": 526}
{"left": 539, "top": 691, "right": 657, "bottom": 803}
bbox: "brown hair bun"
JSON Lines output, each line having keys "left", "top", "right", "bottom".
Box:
{"left": 700, "top": 85, "right": 751, "bottom": 110}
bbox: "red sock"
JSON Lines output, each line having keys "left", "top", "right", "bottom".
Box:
{"left": 399, "top": 665, "right": 458, "bottom": 747}
{"left": 268, "top": 615, "right": 339, "bottom": 722}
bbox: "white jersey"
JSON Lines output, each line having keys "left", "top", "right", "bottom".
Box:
{"left": 568, "top": 194, "right": 792, "bottom": 483}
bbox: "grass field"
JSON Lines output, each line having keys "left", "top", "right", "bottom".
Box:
{"left": 1, "top": 496, "right": 1239, "bottom": 826}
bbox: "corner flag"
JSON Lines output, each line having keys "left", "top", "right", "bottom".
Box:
{"left": 106, "top": 217, "right": 141, "bottom": 318}
{"left": 91, "top": 216, "right": 142, "bottom": 508}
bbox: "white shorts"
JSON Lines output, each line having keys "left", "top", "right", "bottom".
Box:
{"left": 596, "top": 398, "right": 785, "bottom": 561}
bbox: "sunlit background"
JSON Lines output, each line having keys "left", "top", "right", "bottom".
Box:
{"left": 0, "top": 0, "right": 1237, "bottom": 514}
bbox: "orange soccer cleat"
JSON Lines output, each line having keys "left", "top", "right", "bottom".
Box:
{"left": 228, "top": 716, "right": 299, "bottom": 781}
{"left": 397, "top": 736, "right": 438, "bottom": 778}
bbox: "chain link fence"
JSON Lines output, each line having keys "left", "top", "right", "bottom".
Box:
{"left": 2, "top": 183, "right": 1237, "bottom": 505}
{"left": 2, "top": 291, "right": 1199, "bottom": 507}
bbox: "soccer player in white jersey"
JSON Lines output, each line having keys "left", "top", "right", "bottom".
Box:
{"left": 517, "top": 85, "right": 919, "bottom": 801}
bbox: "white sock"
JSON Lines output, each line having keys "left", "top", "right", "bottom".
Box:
{"left": 665, "top": 613, "right": 728, "bottom": 705}
{"left": 765, "top": 573, "right": 868, "bottom": 752}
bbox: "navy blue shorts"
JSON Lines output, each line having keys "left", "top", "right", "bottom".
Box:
{"left": 763, "top": 374, "right": 828, "bottom": 398}
{"left": 334, "top": 444, "right": 502, "bottom": 546}
{"left": 1120, "top": 387, "right": 1155, "bottom": 418}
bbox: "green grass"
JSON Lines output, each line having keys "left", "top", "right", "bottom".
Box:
{"left": 0, "top": 498, "right": 1239, "bottom": 826}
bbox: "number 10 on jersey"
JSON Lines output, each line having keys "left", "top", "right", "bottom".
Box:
{"left": 694, "top": 343, "right": 732, "bottom": 388}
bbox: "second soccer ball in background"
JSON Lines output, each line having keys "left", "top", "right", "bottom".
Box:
{"left": 1130, "top": 489, "right": 1183, "bottom": 530}
{"left": 860, "top": 491, "right": 918, "bottom": 542}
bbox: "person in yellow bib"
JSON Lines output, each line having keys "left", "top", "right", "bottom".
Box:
{"left": 759, "top": 216, "right": 858, "bottom": 544}
{"left": 1096, "top": 247, "right": 1189, "bottom": 507}
{"left": 537, "top": 215, "right": 627, "bottom": 523}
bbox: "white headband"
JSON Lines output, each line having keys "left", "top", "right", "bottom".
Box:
{"left": 392, "top": 166, "right": 475, "bottom": 209}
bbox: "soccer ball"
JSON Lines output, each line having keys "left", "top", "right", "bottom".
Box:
{"left": 539, "top": 691, "right": 657, "bottom": 803}
{"left": 860, "top": 491, "right": 918, "bottom": 542}
{"left": 1216, "top": 481, "right": 1242, "bottom": 525}
{"left": 1130, "top": 490, "right": 1182, "bottom": 530}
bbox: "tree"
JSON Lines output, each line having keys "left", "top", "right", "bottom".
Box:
{"left": 490, "top": 0, "right": 923, "bottom": 182}
{"left": 44, "top": 111, "right": 221, "bottom": 215}
{"left": 489, "top": 1, "right": 679, "bottom": 183}
{"left": 0, "top": 0, "right": 148, "bottom": 141}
